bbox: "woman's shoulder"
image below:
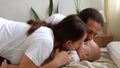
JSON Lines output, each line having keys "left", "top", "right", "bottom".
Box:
{"left": 29, "top": 26, "right": 54, "bottom": 41}
{"left": 36, "top": 26, "right": 53, "bottom": 34}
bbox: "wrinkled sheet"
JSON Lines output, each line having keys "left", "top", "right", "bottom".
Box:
{"left": 62, "top": 48, "right": 118, "bottom": 68}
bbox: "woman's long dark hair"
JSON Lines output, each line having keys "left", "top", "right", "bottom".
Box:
{"left": 27, "top": 14, "right": 86, "bottom": 44}
{"left": 27, "top": 20, "right": 53, "bottom": 36}
{"left": 53, "top": 14, "right": 86, "bottom": 44}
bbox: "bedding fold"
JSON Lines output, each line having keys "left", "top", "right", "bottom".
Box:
{"left": 106, "top": 41, "right": 120, "bottom": 68}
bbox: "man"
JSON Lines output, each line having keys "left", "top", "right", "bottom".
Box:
{"left": 78, "top": 8, "right": 104, "bottom": 41}
{"left": 45, "top": 8, "right": 104, "bottom": 46}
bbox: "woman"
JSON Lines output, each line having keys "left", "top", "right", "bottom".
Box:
{"left": 0, "top": 14, "right": 87, "bottom": 68}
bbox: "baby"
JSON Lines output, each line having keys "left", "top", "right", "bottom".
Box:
{"left": 70, "top": 40, "right": 101, "bottom": 64}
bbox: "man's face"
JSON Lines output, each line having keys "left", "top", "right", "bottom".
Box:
{"left": 85, "top": 19, "right": 102, "bottom": 41}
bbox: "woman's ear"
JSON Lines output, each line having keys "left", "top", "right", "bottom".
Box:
{"left": 65, "top": 40, "right": 72, "bottom": 46}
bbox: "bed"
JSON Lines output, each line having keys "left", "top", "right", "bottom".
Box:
{"left": 62, "top": 41, "right": 120, "bottom": 68}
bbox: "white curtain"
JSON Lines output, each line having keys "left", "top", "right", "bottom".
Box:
{"left": 105, "top": 0, "right": 120, "bottom": 40}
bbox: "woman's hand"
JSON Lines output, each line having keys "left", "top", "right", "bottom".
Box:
{"left": 53, "top": 49, "right": 74, "bottom": 66}
{"left": 1, "top": 60, "right": 8, "bottom": 68}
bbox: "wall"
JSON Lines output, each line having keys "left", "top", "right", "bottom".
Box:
{"left": 105, "top": 0, "right": 120, "bottom": 40}
{"left": 0, "top": 0, "right": 104, "bottom": 22}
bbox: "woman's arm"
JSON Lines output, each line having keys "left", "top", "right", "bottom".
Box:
{"left": 1, "top": 49, "right": 73, "bottom": 68}
{"left": 1, "top": 60, "right": 18, "bottom": 68}
{"left": 40, "top": 50, "right": 73, "bottom": 68}
{"left": 8, "top": 64, "right": 19, "bottom": 68}
{"left": 19, "top": 55, "right": 37, "bottom": 68}
{"left": 19, "top": 50, "right": 73, "bottom": 68}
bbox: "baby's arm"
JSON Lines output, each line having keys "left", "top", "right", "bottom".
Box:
{"left": 69, "top": 51, "right": 80, "bottom": 64}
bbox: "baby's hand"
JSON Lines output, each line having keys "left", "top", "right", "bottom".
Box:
{"left": 1, "top": 60, "right": 8, "bottom": 68}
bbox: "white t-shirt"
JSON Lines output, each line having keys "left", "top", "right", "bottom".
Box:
{"left": 45, "top": 14, "right": 81, "bottom": 64}
{"left": 70, "top": 51, "right": 80, "bottom": 64}
{"left": 45, "top": 13, "right": 66, "bottom": 24}
{"left": 0, "top": 17, "right": 54, "bottom": 67}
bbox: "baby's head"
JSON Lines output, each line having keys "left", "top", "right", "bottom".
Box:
{"left": 77, "top": 40, "right": 101, "bottom": 61}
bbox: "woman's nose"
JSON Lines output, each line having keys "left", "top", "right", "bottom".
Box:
{"left": 87, "top": 34, "right": 94, "bottom": 40}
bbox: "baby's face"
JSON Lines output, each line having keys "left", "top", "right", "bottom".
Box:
{"left": 77, "top": 44, "right": 90, "bottom": 60}
{"left": 77, "top": 41, "right": 99, "bottom": 61}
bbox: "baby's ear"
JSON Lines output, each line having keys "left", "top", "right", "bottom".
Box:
{"left": 84, "top": 53, "right": 90, "bottom": 58}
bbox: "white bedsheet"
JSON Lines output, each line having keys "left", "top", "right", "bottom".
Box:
{"left": 62, "top": 48, "right": 117, "bottom": 68}
{"left": 106, "top": 41, "right": 120, "bottom": 68}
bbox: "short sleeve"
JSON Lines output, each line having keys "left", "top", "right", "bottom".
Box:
{"left": 70, "top": 50, "right": 80, "bottom": 64}
{"left": 45, "top": 14, "right": 66, "bottom": 24}
{"left": 25, "top": 39, "right": 53, "bottom": 67}
{"left": 24, "top": 26, "right": 54, "bottom": 67}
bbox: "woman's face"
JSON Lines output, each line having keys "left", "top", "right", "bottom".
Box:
{"left": 63, "top": 33, "right": 87, "bottom": 50}
{"left": 85, "top": 19, "right": 102, "bottom": 41}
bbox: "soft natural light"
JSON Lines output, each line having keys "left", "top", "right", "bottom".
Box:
{"left": 117, "top": 0, "right": 120, "bottom": 11}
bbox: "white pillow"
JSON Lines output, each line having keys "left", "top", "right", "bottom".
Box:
{"left": 106, "top": 41, "right": 120, "bottom": 68}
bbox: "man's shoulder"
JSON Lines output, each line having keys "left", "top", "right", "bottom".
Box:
{"left": 45, "top": 14, "right": 66, "bottom": 24}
